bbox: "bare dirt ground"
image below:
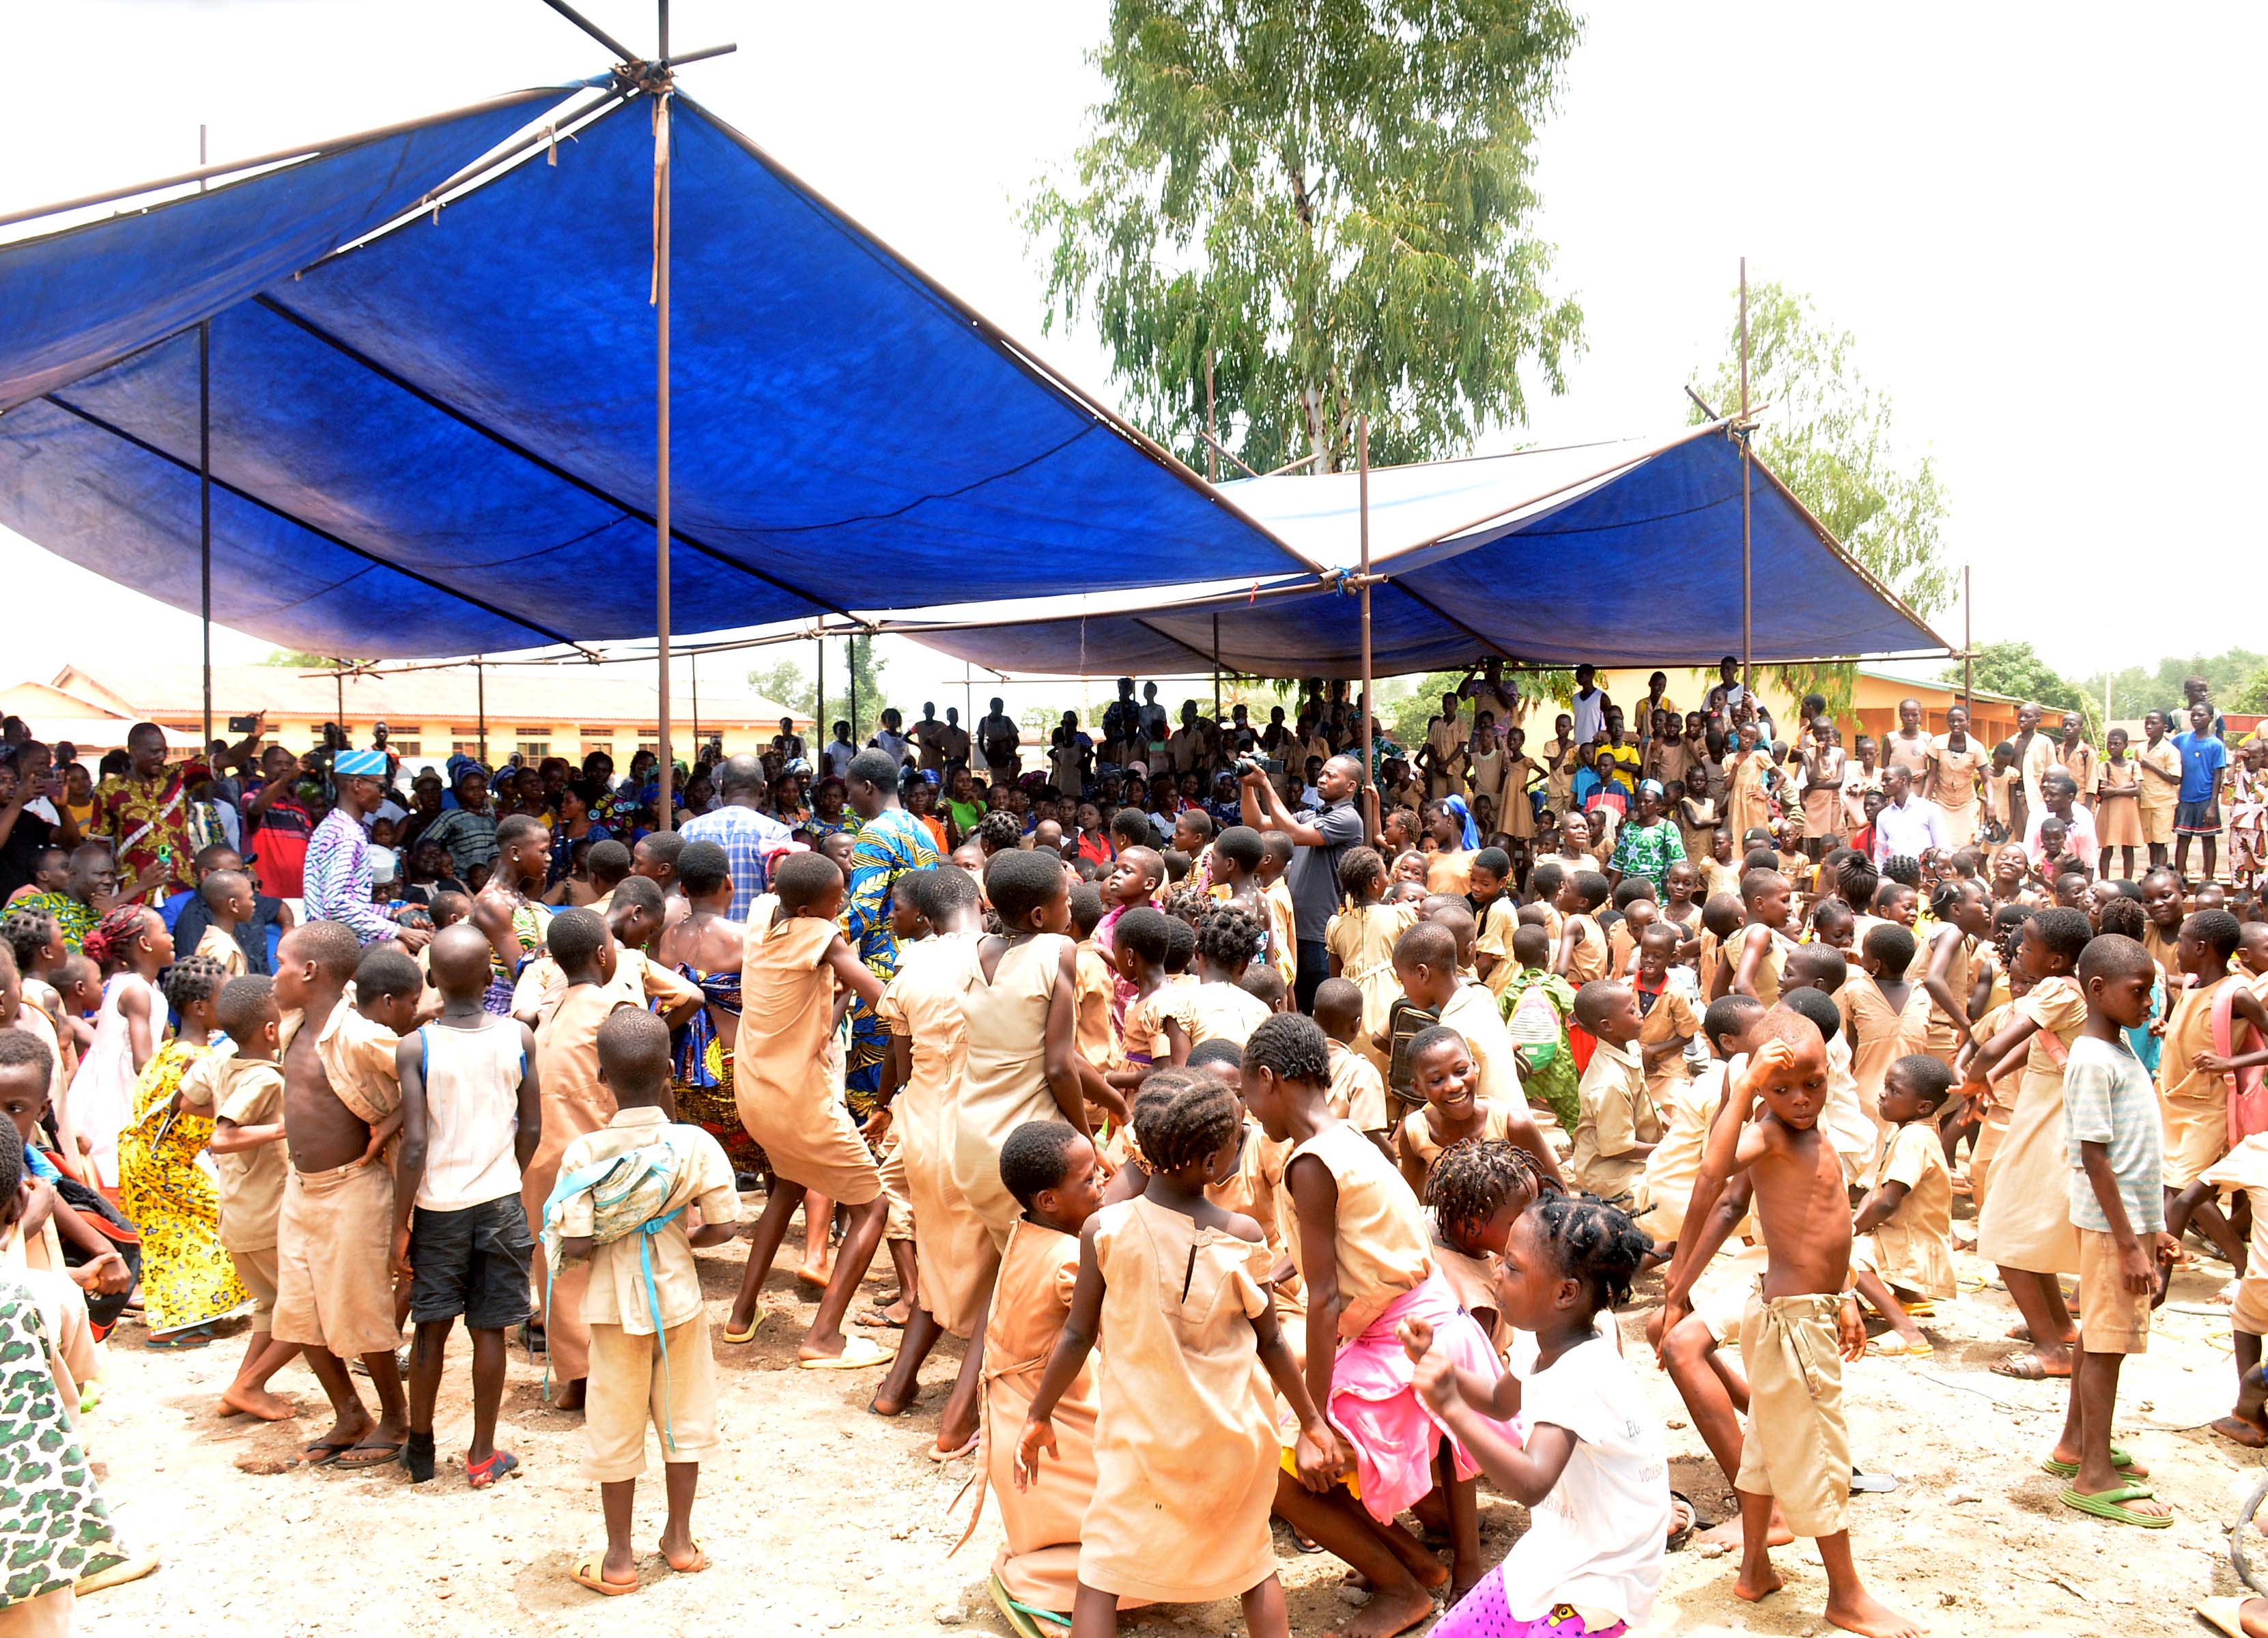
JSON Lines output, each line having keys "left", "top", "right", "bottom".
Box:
{"left": 70, "top": 1196, "right": 2268, "bottom": 1638}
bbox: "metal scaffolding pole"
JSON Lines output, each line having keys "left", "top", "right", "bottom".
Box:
{"left": 652, "top": 6, "right": 675, "bottom": 828}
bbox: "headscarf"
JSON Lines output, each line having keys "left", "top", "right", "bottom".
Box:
{"left": 1442, "top": 793, "right": 1481, "bottom": 850}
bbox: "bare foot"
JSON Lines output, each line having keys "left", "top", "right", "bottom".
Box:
{"left": 1733, "top": 1562, "right": 1785, "bottom": 1602}
{"left": 2215, "top": 1417, "right": 2268, "bottom": 1449}
{"left": 794, "top": 1262, "right": 833, "bottom": 1291}
{"left": 1824, "top": 1585, "right": 1927, "bottom": 1636}
{"left": 1330, "top": 1580, "right": 1436, "bottom": 1638}
{"left": 218, "top": 1385, "right": 300, "bottom": 1422}
{"left": 1697, "top": 1507, "right": 1794, "bottom": 1550}
{"left": 868, "top": 1384, "right": 919, "bottom": 1417}
{"left": 554, "top": 1377, "right": 587, "bottom": 1411}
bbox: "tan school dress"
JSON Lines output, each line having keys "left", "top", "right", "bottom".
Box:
{"left": 1076, "top": 1197, "right": 1279, "bottom": 1605}
{"left": 1801, "top": 748, "right": 1846, "bottom": 841}
{"left": 2160, "top": 976, "right": 2238, "bottom": 1189}
{"left": 877, "top": 933, "right": 995, "bottom": 1338}
{"left": 1974, "top": 975, "right": 2086, "bottom": 1275}
{"left": 952, "top": 934, "right": 1075, "bottom": 1245}
{"left": 524, "top": 981, "right": 633, "bottom": 1382}
{"left": 1326, "top": 901, "right": 1419, "bottom": 1075}
{"left": 1909, "top": 929, "right": 1976, "bottom": 1069}
{"left": 1928, "top": 738, "right": 1987, "bottom": 849}
{"left": 2095, "top": 759, "right": 2144, "bottom": 849}
{"left": 979, "top": 1219, "right": 1102, "bottom": 1614}
{"left": 737, "top": 897, "right": 881, "bottom": 1204}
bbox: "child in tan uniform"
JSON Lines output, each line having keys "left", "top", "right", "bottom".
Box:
{"left": 1720, "top": 869, "right": 1795, "bottom": 1006}
{"left": 1570, "top": 980, "right": 1662, "bottom": 1203}
{"left": 1662, "top": 1010, "right": 1918, "bottom": 1638}
{"left": 196, "top": 975, "right": 297, "bottom": 1421}
{"left": 271, "top": 924, "right": 421, "bottom": 1469}
{"left": 1015, "top": 1076, "right": 1335, "bottom": 1637}
{"left": 191, "top": 870, "right": 253, "bottom": 980}
{"left": 974, "top": 1121, "right": 1108, "bottom": 1626}
{"left": 1393, "top": 921, "right": 1564, "bottom": 1187}
{"left": 722, "top": 853, "right": 895, "bottom": 1369}
{"left": 1313, "top": 978, "right": 1391, "bottom": 1153}
{"left": 1850, "top": 1054, "right": 1957, "bottom": 1358}
{"left": 556, "top": 1009, "right": 739, "bottom": 1596}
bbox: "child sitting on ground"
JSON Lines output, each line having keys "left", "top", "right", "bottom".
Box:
{"left": 975, "top": 1121, "right": 1109, "bottom": 1626}
{"left": 1662, "top": 1008, "right": 1919, "bottom": 1637}
{"left": 555, "top": 1008, "right": 740, "bottom": 1594}
{"left": 1402, "top": 1191, "right": 1667, "bottom": 1638}
{"left": 393, "top": 923, "right": 542, "bottom": 1486}
{"left": 1849, "top": 1054, "right": 1957, "bottom": 1359}
{"left": 1014, "top": 1074, "right": 1335, "bottom": 1637}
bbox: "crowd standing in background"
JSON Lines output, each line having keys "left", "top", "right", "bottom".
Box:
{"left": 5, "top": 653, "right": 2266, "bottom": 1638}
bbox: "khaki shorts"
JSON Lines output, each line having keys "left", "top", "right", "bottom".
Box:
{"left": 2075, "top": 1227, "right": 2153, "bottom": 1354}
{"left": 584, "top": 1315, "right": 720, "bottom": 1482}
{"left": 271, "top": 1162, "right": 399, "bottom": 1358}
{"left": 230, "top": 1245, "right": 280, "bottom": 1327}
{"left": 1735, "top": 1290, "right": 1851, "bottom": 1538}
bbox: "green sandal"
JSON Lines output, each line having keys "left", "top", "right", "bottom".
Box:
{"left": 988, "top": 1572, "right": 1069, "bottom": 1637}
{"left": 2040, "top": 1443, "right": 2138, "bottom": 1480}
{"left": 2058, "top": 1482, "right": 2172, "bottom": 1528}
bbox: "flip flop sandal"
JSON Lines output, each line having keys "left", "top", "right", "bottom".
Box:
{"left": 2197, "top": 1595, "right": 2254, "bottom": 1638}
{"left": 466, "top": 1450, "right": 520, "bottom": 1488}
{"left": 1666, "top": 1491, "right": 1702, "bottom": 1552}
{"left": 853, "top": 1308, "right": 909, "bottom": 1329}
{"left": 798, "top": 1336, "right": 896, "bottom": 1370}
{"left": 722, "top": 1312, "right": 765, "bottom": 1344}
{"left": 333, "top": 1437, "right": 404, "bottom": 1470}
{"left": 989, "top": 1570, "right": 1069, "bottom": 1636}
{"left": 571, "top": 1555, "right": 639, "bottom": 1596}
{"left": 661, "top": 1537, "right": 708, "bottom": 1575}
{"left": 145, "top": 1325, "right": 216, "bottom": 1351}
{"left": 2058, "top": 1482, "right": 2172, "bottom": 1528}
{"left": 927, "top": 1430, "right": 980, "bottom": 1462}
{"left": 1866, "top": 1336, "right": 1934, "bottom": 1358}
{"left": 74, "top": 1552, "right": 160, "bottom": 1596}
{"left": 298, "top": 1439, "right": 355, "bottom": 1467}
{"left": 2040, "top": 1445, "right": 2141, "bottom": 1480}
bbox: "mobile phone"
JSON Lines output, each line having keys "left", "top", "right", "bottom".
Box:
{"left": 227, "top": 715, "right": 259, "bottom": 734}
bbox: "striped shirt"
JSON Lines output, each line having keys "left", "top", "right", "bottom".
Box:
{"left": 2064, "top": 1033, "right": 2164, "bottom": 1234}
{"left": 679, "top": 802, "right": 795, "bottom": 921}
{"left": 302, "top": 809, "right": 395, "bottom": 945}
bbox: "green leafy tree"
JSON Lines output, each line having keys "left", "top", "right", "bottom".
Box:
{"left": 1692, "top": 282, "right": 1953, "bottom": 621}
{"left": 2077, "top": 648, "right": 2265, "bottom": 724}
{"left": 747, "top": 636, "right": 888, "bottom": 741}
{"left": 1026, "top": 0, "right": 1584, "bottom": 476}
{"left": 263, "top": 649, "right": 353, "bottom": 668}
{"left": 1942, "top": 640, "right": 2096, "bottom": 739}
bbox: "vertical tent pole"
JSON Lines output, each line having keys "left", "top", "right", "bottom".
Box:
{"left": 1964, "top": 564, "right": 1974, "bottom": 719}
{"left": 849, "top": 636, "right": 859, "bottom": 744}
{"left": 334, "top": 663, "right": 345, "bottom": 733}
{"left": 1204, "top": 350, "right": 1217, "bottom": 484}
{"left": 963, "top": 661, "right": 972, "bottom": 739}
{"left": 817, "top": 636, "right": 825, "bottom": 747}
{"left": 1739, "top": 257, "right": 1752, "bottom": 698}
{"left": 199, "top": 124, "right": 212, "bottom": 754}
{"left": 476, "top": 657, "right": 487, "bottom": 766}
{"left": 653, "top": 3, "right": 676, "bottom": 830}
{"left": 1358, "top": 414, "right": 1374, "bottom": 802}
{"left": 690, "top": 649, "right": 700, "bottom": 753}
{"left": 1213, "top": 613, "right": 1223, "bottom": 731}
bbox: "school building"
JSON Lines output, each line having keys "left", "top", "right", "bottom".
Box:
{"left": 1593, "top": 666, "right": 2027, "bottom": 747}
{"left": 0, "top": 663, "right": 810, "bottom": 772}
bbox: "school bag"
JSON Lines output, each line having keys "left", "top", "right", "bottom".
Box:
{"left": 539, "top": 1127, "right": 705, "bottom": 1448}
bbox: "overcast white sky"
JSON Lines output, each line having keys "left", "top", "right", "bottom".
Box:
{"left": 3, "top": 1, "right": 2261, "bottom": 724}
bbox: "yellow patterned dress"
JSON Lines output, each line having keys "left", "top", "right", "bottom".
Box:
{"left": 115, "top": 1041, "right": 249, "bottom": 1334}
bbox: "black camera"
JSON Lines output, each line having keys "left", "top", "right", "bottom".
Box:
{"left": 1234, "top": 754, "right": 1263, "bottom": 777}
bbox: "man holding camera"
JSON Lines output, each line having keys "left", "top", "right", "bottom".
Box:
{"left": 1238, "top": 750, "right": 1375, "bottom": 1011}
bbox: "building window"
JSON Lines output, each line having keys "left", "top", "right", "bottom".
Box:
{"left": 518, "top": 741, "right": 550, "bottom": 761}
{"left": 452, "top": 739, "right": 484, "bottom": 759}
{"left": 387, "top": 737, "right": 421, "bottom": 757}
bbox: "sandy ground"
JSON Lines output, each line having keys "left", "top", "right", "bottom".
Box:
{"left": 67, "top": 1194, "right": 2268, "bottom": 1638}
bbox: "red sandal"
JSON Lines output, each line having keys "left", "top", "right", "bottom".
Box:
{"left": 466, "top": 1450, "right": 520, "bottom": 1488}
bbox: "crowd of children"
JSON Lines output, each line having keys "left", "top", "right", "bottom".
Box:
{"left": 4, "top": 662, "right": 2267, "bottom": 1637}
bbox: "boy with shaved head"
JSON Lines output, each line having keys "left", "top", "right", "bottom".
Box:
{"left": 1660, "top": 1006, "right": 1918, "bottom": 1638}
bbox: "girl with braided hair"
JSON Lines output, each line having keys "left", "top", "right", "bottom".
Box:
{"left": 1425, "top": 1138, "right": 1546, "bottom": 1357}
{"left": 1160, "top": 906, "right": 1271, "bottom": 1054}
{"left": 1014, "top": 1075, "right": 1336, "bottom": 1636}
{"left": 116, "top": 955, "right": 249, "bottom": 1346}
{"left": 68, "top": 904, "right": 173, "bottom": 1191}
{"left": 1404, "top": 1192, "right": 1667, "bottom": 1638}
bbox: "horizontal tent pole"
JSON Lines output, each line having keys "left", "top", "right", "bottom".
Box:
{"left": 0, "top": 85, "right": 569, "bottom": 232}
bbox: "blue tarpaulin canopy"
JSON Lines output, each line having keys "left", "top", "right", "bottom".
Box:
{"left": 0, "top": 81, "right": 1306, "bottom": 658}
{"left": 864, "top": 423, "right": 1948, "bottom": 677}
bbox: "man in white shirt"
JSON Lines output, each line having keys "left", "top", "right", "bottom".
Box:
{"left": 1870, "top": 765, "right": 1947, "bottom": 864}
{"left": 1569, "top": 664, "right": 1611, "bottom": 748}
